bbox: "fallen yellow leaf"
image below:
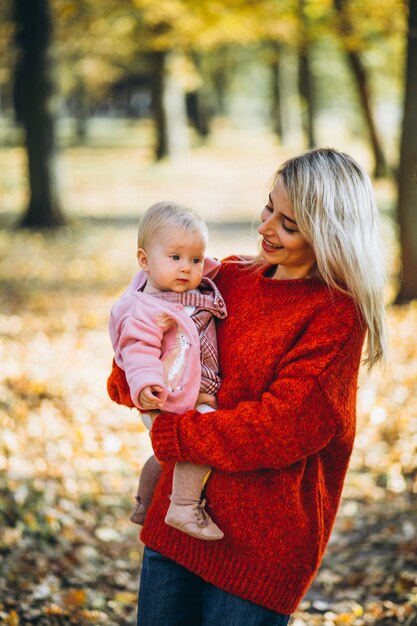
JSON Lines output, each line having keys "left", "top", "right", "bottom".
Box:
{"left": 334, "top": 615, "right": 355, "bottom": 625}
{"left": 5, "top": 610, "right": 20, "bottom": 626}
{"left": 114, "top": 591, "right": 137, "bottom": 604}
{"left": 64, "top": 588, "right": 87, "bottom": 608}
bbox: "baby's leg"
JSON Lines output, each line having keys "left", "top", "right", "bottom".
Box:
{"left": 170, "top": 462, "right": 211, "bottom": 504}
{"left": 165, "top": 462, "right": 224, "bottom": 540}
{"left": 130, "top": 454, "right": 162, "bottom": 525}
{"left": 196, "top": 392, "right": 217, "bottom": 411}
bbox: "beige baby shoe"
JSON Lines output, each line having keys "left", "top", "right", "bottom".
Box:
{"left": 165, "top": 498, "right": 224, "bottom": 540}
{"left": 130, "top": 495, "right": 150, "bottom": 525}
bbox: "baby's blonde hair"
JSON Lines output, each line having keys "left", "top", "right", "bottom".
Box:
{"left": 277, "top": 148, "right": 388, "bottom": 369}
{"left": 137, "top": 201, "right": 208, "bottom": 249}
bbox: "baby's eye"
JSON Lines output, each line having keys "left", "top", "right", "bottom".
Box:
{"left": 170, "top": 255, "right": 180, "bottom": 261}
{"left": 192, "top": 258, "right": 202, "bottom": 264}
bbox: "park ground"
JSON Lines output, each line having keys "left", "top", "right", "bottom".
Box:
{"left": 0, "top": 122, "right": 416, "bottom": 625}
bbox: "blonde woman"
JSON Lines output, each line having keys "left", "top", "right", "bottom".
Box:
{"left": 108, "top": 148, "right": 388, "bottom": 626}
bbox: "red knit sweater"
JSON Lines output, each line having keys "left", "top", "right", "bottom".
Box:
{"left": 108, "top": 259, "right": 365, "bottom": 615}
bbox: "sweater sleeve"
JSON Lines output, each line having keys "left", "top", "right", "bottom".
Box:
{"left": 150, "top": 299, "right": 363, "bottom": 472}
{"left": 117, "top": 314, "right": 168, "bottom": 410}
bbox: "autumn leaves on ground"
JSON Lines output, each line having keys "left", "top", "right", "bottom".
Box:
{"left": 0, "top": 126, "right": 416, "bottom": 625}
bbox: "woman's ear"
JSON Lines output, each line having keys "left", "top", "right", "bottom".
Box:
{"left": 137, "top": 248, "right": 149, "bottom": 272}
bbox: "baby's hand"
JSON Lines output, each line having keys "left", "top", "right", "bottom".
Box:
{"left": 139, "top": 385, "right": 164, "bottom": 410}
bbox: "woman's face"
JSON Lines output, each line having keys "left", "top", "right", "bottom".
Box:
{"left": 258, "top": 177, "right": 316, "bottom": 280}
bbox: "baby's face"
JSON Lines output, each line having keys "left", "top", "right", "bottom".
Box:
{"left": 138, "top": 226, "right": 206, "bottom": 293}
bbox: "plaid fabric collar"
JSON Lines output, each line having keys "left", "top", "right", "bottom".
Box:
{"left": 141, "top": 277, "right": 226, "bottom": 319}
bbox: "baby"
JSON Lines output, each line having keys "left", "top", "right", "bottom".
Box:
{"left": 109, "top": 201, "right": 226, "bottom": 541}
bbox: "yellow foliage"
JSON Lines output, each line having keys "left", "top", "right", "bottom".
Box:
{"left": 114, "top": 591, "right": 138, "bottom": 604}
{"left": 43, "top": 604, "right": 67, "bottom": 615}
{"left": 4, "top": 610, "right": 20, "bottom": 626}
{"left": 78, "top": 609, "right": 109, "bottom": 622}
{"left": 333, "top": 614, "right": 356, "bottom": 625}
{"left": 63, "top": 588, "right": 88, "bottom": 608}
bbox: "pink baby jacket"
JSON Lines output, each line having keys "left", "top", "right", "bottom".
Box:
{"left": 109, "top": 258, "right": 226, "bottom": 413}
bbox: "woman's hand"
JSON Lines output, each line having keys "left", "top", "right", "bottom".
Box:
{"left": 139, "top": 385, "right": 164, "bottom": 410}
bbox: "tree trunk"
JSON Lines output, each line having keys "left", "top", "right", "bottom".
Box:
{"left": 13, "top": 0, "right": 64, "bottom": 228}
{"left": 209, "top": 47, "right": 231, "bottom": 116}
{"left": 150, "top": 51, "right": 189, "bottom": 160}
{"left": 395, "top": 0, "right": 417, "bottom": 302}
{"left": 150, "top": 51, "right": 168, "bottom": 160}
{"left": 269, "top": 45, "right": 283, "bottom": 141}
{"left": 298, "top": 49, "right": 316, "bottom": 148}
{"left": 346, "top": 51, "right": 387, "bottom": 178}
{"left": 186, "top": 54, "right": 213, "bottom": 139}
{"left": 334, "top": 0, "right": 387, "bottom": 178}
{"left": 278, "top": 46, "right": 304, "bottom": 149}
{"left": 163, "top": 54, "right": 189, "bottom": 157}
{"left": 297, "top": 0, "right": 316, "bottom": 148}
{"left": 73, "top": 76, "right": 89, "bottom": 143}
{"left": 186, "top": 91, "right": 210, "bottom": 138}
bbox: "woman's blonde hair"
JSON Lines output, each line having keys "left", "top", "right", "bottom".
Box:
{"left": 137, "top": 201, "right": 208, "bottom": 249}
{"left": 275, "top": 148, "right": 387, "bottom": 369}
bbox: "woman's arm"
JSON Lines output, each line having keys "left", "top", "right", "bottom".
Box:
{"left": 151, "top": 377, "right": 336, "bottom": 472}
{"left": 150, "top": 305, "right": 364, "bottom": 473}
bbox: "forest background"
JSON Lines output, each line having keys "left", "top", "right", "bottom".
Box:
{"left": 0, "top": 0, "right": 416, "bottom": 625}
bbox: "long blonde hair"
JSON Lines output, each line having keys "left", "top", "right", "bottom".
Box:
{"left": 272, "top": 148, "right": 387, "bottom": 369}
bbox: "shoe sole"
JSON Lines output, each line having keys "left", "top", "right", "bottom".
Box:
{"left": 165, "top": 516, "right": 224, "bottom": 540}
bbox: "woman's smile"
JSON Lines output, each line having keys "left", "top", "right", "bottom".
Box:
{"left": 261, "top": 237, "right": 283, "bottom": 252}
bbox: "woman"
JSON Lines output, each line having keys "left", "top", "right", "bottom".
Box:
{"left": 108, "top": 148, "right": 388, "bottom": 625}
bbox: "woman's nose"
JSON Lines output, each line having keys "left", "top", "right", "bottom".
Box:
{"left": 258, "top": 216, "right": 272, "bottom": 235}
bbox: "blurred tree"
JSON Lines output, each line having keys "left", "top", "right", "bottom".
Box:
{"left": 255, "top": 4, "right": 301, "bottom": 146}
{"left": 51, "top": 1, "right": 305, "bottom": 156}
{"left": 150, "top": 50, "right": 169, "bottom": 160}
{"left": 13, "top": 0, "right": 404, "bottom": 165}
{"left": 52, "top": 0, "right": 135, "bottom": 141}
{"left": 13, "top": 0, "right": 65, "bottom": 227}
{"left": 0, "top": 1, "right": 16, "bottom": 121}
{"left": 268, "top": 43, "right": 283, "bottom": 141}
{"left": 148, "top": 49, "right": 190, "bottom": 159}
{"left": 186, "top": 53, "right": 216, "bottom": 138}
{"left": 263, "top": 0, "right": 330, "bottom": 148}
{"left": 297, "top": 0, "right": 317, "bottom": 148}
{"left": 333, "top": 0, "right": 387, "bottom": 178}
{"left": 72, "top": 76, "right": 89, "bottom": 142}
{"left": 130, "top": 1, "right": 203, "bottom": 158}
{"left": 396, "top": 0, "right": 417, "bottom": 302}
{"left": 186, "top": 91, "right": 209, "bottom": 136}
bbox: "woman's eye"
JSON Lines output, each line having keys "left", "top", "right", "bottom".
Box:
{"left": 281, "top": 220, "right": 297, "bottom": 234}
{"left": 264, "top": 204, "right": 273, "bottom": 213}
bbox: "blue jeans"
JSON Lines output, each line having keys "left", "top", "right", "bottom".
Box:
{"left": 137, "top": 547, "right": 291, "bottom": 626}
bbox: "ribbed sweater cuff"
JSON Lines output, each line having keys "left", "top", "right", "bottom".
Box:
{"left": 151, "top": 412, "right": 184, "bottom": 463}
